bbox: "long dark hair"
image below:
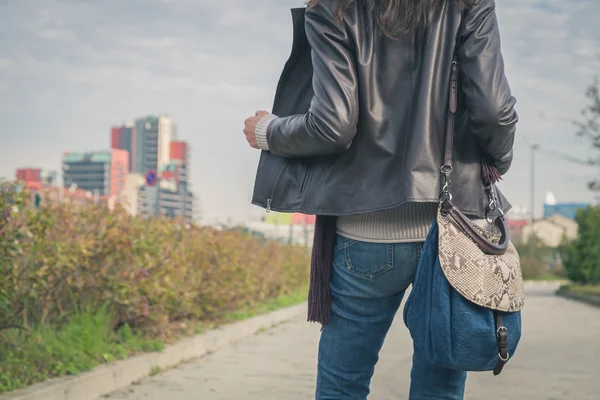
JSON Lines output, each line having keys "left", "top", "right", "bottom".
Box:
{"left": 308, "top": 0, "right": 477, "bottom": 37}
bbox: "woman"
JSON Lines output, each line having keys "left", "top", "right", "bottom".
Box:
{"left": 244, "top": 0, "right": 517, "bottom": 398}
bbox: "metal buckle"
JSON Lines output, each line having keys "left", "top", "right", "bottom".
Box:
{"left": 486, "top": 207, "right": 504, "bottom": 225}
{"left": 496, "top": 326, "right": 509, "bottom": 362}
{"left": 439, "top": 191, "right": 453, "bottom": 204}
{"left": 498, "top": 351, "right": 510, "bottom": 362}
{"left": 485, "top": 184, "right": 504, "bottom": 224}
{"left": 439, "top": 165, "right": 453, "bottom": 203}
{"left": 496, "top": 326, "right": 508, "bottom": 337}
{"left": 486, "top": 184, "right": 498, "bottom": 209}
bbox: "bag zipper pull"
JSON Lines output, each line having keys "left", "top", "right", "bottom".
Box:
{"left": 266, "top": 198, "right": 272, "bottom": 213}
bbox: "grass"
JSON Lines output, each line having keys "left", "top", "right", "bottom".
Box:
{"left": 558, "top": 284, "right": 600, "bottom": 297}
{"left": 0, "top": 306, "right": 163, "bottom": 394}
{"left": 0, "top": 286, "right": 309, "bottom": 394}
{"left": 556, "top": 284, "right": 600, "bottom": 309}
{"left": 525, "top": 273, "right": 566, "bottom": 281}
{"left": 224, "top": 284, "right": 308, "bottom": 323}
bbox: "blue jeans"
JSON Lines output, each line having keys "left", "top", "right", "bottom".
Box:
{"left": 315, "top": 235, "right": 467, "bottom": 399}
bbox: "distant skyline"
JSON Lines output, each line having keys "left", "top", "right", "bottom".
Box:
{"left": 1, "top": 0, "right": 599, "bottom": 223}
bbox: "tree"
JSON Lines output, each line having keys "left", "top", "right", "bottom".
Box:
{"left": 562, "top": 206, "right": 600, "bottom": 285}
{"left": 574, "top": 79, "right": 600, "bottom": 191}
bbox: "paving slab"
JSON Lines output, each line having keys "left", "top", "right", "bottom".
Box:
{"left": 101, "top": 283, "right": 600, "bottom": 400}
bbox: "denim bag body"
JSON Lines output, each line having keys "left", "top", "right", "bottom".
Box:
{"left": 403, "top": 221, "right": 523, "bottom": 374}
{"left": 403, "top": 61, "right": 524, "bottom": 375}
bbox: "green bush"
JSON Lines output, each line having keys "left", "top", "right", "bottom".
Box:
{"left": 519, "top": 257, "right": 547, "bottom": 280}
{"left": 0, "top": 182, "right": 310, "bottom": 392}
{"left": 515, "top": 236, "right": 564, "bottom": 280}
{"left": 562, "top": 206, "right": 600, "bottom": 285}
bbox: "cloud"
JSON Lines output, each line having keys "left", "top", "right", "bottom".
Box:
{"left": 0, "top": 58, "right": 13, "bottom": 68}
{"left": 0, "top": 0, "right": 598, "bottom": 222}
{"left": 37, "top": 28, "right": 77, "bottom": 41}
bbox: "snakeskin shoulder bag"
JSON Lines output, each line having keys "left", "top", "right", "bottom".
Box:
{"left": 403, "top": 60, "right": 525, "bottom": 375}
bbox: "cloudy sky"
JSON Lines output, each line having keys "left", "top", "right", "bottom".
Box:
{"left": 0, "top": 0, "right": 599, "bottom": 223}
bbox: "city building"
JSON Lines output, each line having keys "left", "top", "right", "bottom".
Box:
{"left": 120, "top": 173, "right": 145, "bottom": 216}
{"left": 521, "top": 214, "right": 579, "bottom": 248}
{"left": 543, "top": 203, "right": 589, "bottom": 220}
{"left": 107, "top": 115, "right": 195, "bottom": 222}
{"left": 169, "top": 141, "right": 189, "bottom": 165}
{"left": 40, "top": 170, "right": 58, "bottom": 186}
{"left": 245, "top": 218, "right": 315, "bottom": 246}
{"left": 542, "top": 191, "right": 589, "bottom": 220}
{"left": 111, "top": 124, "right": 135, "bottom": 172}
{"left": 62, "top": 149, "right": 128, "bottom": 199}
{"left": 133, "top": 115, "right": 175, "bottom": 175}
{"left": 248, "top": 212, "right": 316, "bottom": 246}
{"left": 134, "top": 139, "right": 193, "bottom": 222}
{"left": 16, "top": 168, "right": 41, "bottom": 190}
{"left": 137, "top": 179, "right": 194, "bottom": 222}
{"left": 116, "top": 166, "right": 194, "bottom": 222}
{"left": 163, "top": 141, "right": 190, "bottom": 195}
{"left": 15, "top": 168, "right": 57, "bottom": 190}
{"left": 505, "top": 205, "right": 530, "bottom": 243}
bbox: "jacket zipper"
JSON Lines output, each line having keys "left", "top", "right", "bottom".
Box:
{"left": 266, "top": 199, "right": 272, "bottom": 213}
{"left": 266, "top": 165, "right": 287, "bottom": 213}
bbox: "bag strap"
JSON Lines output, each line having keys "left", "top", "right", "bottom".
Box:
{"left": 442, "top": 61, "right": 459, "bottom": 173}
{"left": 440, "top": 59, "right": 459, "bottom": 201}
{"left": 440, "top": 58, "right": 502, "bottom": 214}
{"left": 493, "top": 311, "right": 510, "bottom": 375}
{"left": 439, "top": 59, "right": 510, "bottom": 256}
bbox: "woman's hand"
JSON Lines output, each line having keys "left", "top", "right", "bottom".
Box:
{"left": 244, "top": 110, "right": 270, "bottom": 149}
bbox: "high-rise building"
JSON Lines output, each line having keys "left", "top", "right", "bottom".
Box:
{"left": 108, "top": 116, "right": 195, "bottom": 221}
{"left": 40, "top": 170, "right": 58, "bottom": 186}
{"left": 111, "top": 124, "right": 135, "bottom": 172}
{"left": 120, "top": 173, "right": 144, "bottom": 216}
{"left": 135, "top": 139, "right": 194, "bottom": 222}
{"left": 62, "top": 149, "right": 128, "bottom": 198}
{"left": 161, "top": 160, "right": 187, "bottom": 183}
{"left": 16, "top": 168, "right": 41, "bottom": 189}
{"left": 137, "top": 182, "right": 194, "bottom": 222}
{"left": 169, "top": 141, "right": 189, "bottom": 166}
{"left": 16, "top": 168, "right": 57, "bottom": 190}
{"left": 133, "top": 115, "right": 174, "bottom": 175}
{"left": 163, "top": 141, "right": 190, "bottom": 185}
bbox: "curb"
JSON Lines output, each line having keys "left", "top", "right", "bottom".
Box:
{"left": 0, "top": 302, "right": 308, "bottom": 400}
{"left": 556, "top": 290, "right": 600, "bottom": 308}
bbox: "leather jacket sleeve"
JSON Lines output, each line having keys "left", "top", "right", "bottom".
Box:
{"left": 458, "top": 0, "right": 518, "bottom": 175}
{"left": 266, "top": 2, "right": 359, "bottom": 157}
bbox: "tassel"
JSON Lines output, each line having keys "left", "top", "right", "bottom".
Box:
{"left": 307, "top": 215, "right": 338, "bottom": 326}
{"left": 481, "top": 157, "right": 502, "bottom": 186}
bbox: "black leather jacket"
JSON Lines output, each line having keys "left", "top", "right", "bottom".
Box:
{"left": 252, "top": 0, "right": 517, "bottom": 218}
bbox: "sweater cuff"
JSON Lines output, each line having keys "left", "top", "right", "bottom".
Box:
{"left": 255, "top": 114, "right": 278, "bottom": 151}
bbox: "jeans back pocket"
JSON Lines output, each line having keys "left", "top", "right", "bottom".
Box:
{"left": 344, "top": 240, "right": 394, "bottom": 279}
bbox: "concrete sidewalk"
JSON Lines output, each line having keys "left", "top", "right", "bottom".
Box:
{"left": 101, "top": 283, "right": 600, "bottom": 400}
